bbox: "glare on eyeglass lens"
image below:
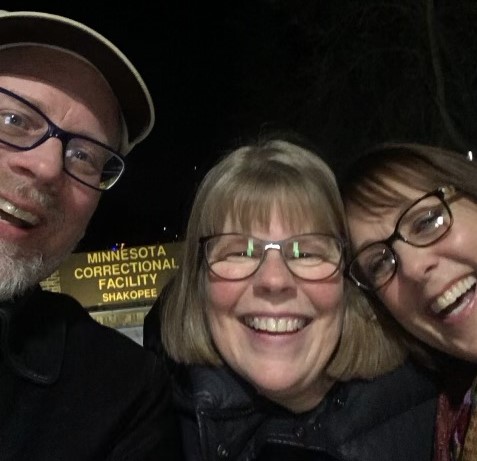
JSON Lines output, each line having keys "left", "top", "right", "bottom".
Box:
{"left": 201, "top": 233, "right": 344, "bottom": 281}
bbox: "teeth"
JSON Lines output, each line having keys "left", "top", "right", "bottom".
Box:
{"left": 0, "top": 196, "right": 39, "bottom": 226}
{"left": 244, "top": 316, "right": 306, "bottom": 333}
{"left": 431, "top": 275, "right": 477, "bottom": 313}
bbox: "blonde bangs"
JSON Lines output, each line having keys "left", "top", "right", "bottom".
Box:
{"left": 204, "top": 171, "right": 341, "bottom": 237}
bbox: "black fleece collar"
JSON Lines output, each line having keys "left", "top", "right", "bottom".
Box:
{"left": 0, "top": 286, "right": 66, "bottom": 385}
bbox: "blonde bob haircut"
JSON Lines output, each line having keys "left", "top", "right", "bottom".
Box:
{"left": 161, "top": 138, "right": 407, "bottom": 380}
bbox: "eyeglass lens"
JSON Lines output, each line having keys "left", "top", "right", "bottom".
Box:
{"left": 0, "top": 88, "right": 124, "bottom": 190}
{"left": 349, "top": 190, "right": 452, "bottom": 290}
{"left": 204, "top": 233, "right": 342, "bottom": 281}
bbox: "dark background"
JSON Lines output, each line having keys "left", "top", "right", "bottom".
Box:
{"left": 8, "top": 1, "right": 477, "bottom": 251}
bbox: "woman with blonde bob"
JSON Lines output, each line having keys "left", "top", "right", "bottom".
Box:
{"left": 148, "top": 137, "right": 438, "bottom": 460}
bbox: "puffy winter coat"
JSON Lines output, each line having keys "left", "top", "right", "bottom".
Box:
{"left": 171, "top": 360, "right": 438, "bottom": 460}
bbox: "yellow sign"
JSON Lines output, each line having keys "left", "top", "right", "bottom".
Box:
{"left": 41, "top": 242, "right": 183, "bottom": 309}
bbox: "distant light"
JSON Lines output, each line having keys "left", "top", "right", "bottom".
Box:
{"left": 467, "top": 151, "right": 473, "bottom": 161}
{"left": 163, "top": 227, "right": 167, "bottom": 231}
{"left": 111, "top": 242, "right": 125, "bottom": 251}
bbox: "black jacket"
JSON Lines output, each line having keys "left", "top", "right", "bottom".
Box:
{"left": 169, "top": 360, "right": 438, "bottom": 460}
{"left": 0, "top": 286, "right": 181, "bottom": 461}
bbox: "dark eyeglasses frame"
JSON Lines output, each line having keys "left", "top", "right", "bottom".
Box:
{"left": 199, "top": 232, "right": 345, "bottom": 282}
{"left": 346, "top": 185, "right": 455, "bottom": 291}
{"left": 0, "top": 86, "right": 125, "bottom": 191}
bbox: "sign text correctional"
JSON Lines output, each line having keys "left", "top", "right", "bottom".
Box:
{"left": 41, "top": 242, "right": 182, "bottom": 308}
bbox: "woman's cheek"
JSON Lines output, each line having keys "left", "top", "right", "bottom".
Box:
{"left": 207, "top": 279, "right": 248, "bottom": 312}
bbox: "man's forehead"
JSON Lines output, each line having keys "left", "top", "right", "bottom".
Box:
{"left": 0, "top": 44, "right": 104, "bottom": 78}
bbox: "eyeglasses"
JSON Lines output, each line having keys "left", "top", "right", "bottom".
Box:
{"left": 200, "top": 232, "right": 344, "bottom": 281}
{"left": 0, "top": 86, "right": 125, "bottom": 191}
{"left": 347, "top": 185, "right": 456, "bottom": 291}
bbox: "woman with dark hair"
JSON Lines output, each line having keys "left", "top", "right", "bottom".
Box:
{"left": 341, "top": 142, "right": 477, "bottom": 460}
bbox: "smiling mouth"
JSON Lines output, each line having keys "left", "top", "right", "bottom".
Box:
{"left": 431, "top": 275, "right": 477, "bottom": 316}
{"left": 0, "top": 197, "right": 39, "bottom": 228}
{"left": 243, "top": 316, "right": 309, "bottom": 333}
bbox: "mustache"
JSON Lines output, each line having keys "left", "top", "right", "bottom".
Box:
{"left": 2, "top": 178, "right": 66, "bottom": 230}
{"left": 13, "top": 182, "right": 57, "bottom": 209}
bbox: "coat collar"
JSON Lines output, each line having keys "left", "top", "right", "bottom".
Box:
{"left": 0, "top": 286, "right": 66, "bottom": 385}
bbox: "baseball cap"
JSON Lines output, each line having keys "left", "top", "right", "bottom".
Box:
{"left": 0, "top": 10, "right": 155, "bottom": 154}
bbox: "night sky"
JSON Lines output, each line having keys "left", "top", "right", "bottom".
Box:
{"left": 9, "top": 1, "right": 477, "bottom": 251}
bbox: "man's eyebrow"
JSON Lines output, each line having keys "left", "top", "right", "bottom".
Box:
{"left": 4, "top": 88, "right": 48, "bottom": 113}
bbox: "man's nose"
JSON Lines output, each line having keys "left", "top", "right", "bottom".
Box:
{"left": 6, "top": 137, "right": 64, "bottom": 186}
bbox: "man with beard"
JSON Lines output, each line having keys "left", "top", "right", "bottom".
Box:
{"left": 0, "top": 10, "right": 181, "bottom": 460}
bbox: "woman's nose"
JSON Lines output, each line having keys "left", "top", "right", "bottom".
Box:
{"left": 394, "top": 241, "right": 439, "bottom": 281}
{"left": 253, "top": 249, "right": 295, "bottom": 291}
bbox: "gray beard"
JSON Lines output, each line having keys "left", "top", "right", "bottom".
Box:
{"left": 0, "top": 242, "right": 69, "bottom": 302}
{"left": 0, "top": 180, "right": 86, "bottom": 301}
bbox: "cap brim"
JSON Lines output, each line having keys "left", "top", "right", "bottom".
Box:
{"left": 0, "top": 11, "right": 155, "bottom": 153}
